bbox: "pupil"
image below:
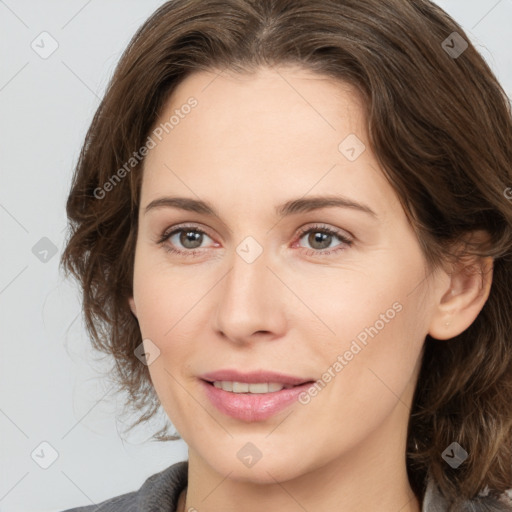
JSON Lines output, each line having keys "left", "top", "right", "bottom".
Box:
{"left": 310, "top": 232, "right": 330, "bottom": 250}
{"left": 181, "top": 230, "right": 202, "bottom": 249}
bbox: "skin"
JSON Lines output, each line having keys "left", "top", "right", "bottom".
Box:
{"left": 128, "top": 65, "right": 493, "bottom": 512}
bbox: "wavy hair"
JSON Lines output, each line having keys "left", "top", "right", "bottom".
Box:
{"left": 60, "top": 0, "right": 512, "bottom": 506}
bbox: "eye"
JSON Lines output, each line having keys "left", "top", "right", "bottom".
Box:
{"left": 157, "top": 224, "right": 216, "bottom": 257}
{"left": 294, "top": 224, "right": 353, "bottom": 256}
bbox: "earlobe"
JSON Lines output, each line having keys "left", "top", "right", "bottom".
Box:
{"left": 128, "top": 296, "right": 137, "bottom": 318}
{"left": 428, "top": 255, "right": 493, "bottom": 340}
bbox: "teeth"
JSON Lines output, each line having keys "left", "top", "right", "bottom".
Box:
{"left": 233, "top": 382, "right": 249, "bottom": 392}
{"left": 212, "top": 381, "right": 292, "bottom": 393}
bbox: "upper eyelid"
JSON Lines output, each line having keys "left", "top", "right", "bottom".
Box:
{"left": 296, "top": 224, "right": 350, "bottom": 237}
{"left": 163, "top": 223, "right": 214, "bottom": 240}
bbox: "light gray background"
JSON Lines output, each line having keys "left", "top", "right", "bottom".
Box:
{"left": 1, "top": 1, "right": 511, "bottom": 511}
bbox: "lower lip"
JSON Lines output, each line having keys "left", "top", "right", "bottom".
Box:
{"left": 201, "top": 380, "right": 314, "bottom": 422}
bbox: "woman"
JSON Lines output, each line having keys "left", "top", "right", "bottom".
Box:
{"left": 60, "top": 0, "right": 512, "bottom": 510}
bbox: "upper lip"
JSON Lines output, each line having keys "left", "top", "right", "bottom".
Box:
{"left": 200, "top": 369, "right": 314, "bottom": 386}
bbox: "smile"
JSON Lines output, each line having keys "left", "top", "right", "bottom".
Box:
{"left": 201, "top": 379, "right": 315, "bottom": 422}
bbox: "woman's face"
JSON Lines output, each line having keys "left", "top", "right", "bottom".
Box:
{"left": 128, "top": 65, "right": 445, "bottom": 483}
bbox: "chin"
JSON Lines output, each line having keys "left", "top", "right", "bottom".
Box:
{"left": 204, "top": 449, "right": 312, "bottom": 484}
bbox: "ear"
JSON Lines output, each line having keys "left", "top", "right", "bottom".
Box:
{"left": 428, "top": 231, "right": 494, "bottom": 340}
{"left": 128, "top": 296, "right": 138, "bottom": 318}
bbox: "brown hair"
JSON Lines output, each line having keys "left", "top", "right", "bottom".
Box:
{"left": 60, "top": 0, "right": 512, "bottom": 506}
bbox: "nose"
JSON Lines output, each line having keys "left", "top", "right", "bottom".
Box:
{"left": 212, "top": 241, "right": 288, "bottom": 345}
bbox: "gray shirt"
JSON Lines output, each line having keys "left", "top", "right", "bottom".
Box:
{"left": 60, "top": 460, "right": 512, "bottom": 511}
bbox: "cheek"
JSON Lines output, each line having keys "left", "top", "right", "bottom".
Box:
{"left": 294, "top": 262, "right": 414, "bottom": 351}
{"left": 306, "top": 257, "right": 427, "bottom": 404}
{"left": 132, "top": 253, "right": 201, "bottom": 340}
{"left": 132, "top": 265, "right": 206, "bottom": 392}
{"left": 302, "top": 305, "right": 423, "bottom": 452}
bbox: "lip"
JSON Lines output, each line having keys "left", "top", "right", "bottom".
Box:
{"left": 200, "top": 369, "right": 312, "bottom": 386}
{"left": 199, "top": 369, "right": 315, "bottom": 422}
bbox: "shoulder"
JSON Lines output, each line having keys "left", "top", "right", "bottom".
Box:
{"left": 59, "top": 491, "right": 138, "bottom": 512}
{"left": 59, "top": 460, "right": 188, "bottom": 512}
{"left": 422, "top": 472, "right": 512, "bottom": 512}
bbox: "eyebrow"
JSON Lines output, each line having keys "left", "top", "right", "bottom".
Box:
{"left": 144, "top": 195, "right": 377, "bottom": 218}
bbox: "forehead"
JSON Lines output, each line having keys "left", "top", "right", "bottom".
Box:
{"left": 140, "top": 65, "right": 400, "bottom": 221}
{"left": 167, "top": 65, "right": 366, "bottom": 142}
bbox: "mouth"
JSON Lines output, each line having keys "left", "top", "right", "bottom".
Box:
{"left": 200, "top": 369, "right": 314, "bottom": 392}
{"left": 199, "top": 370, "right": 316, "bottom": 422}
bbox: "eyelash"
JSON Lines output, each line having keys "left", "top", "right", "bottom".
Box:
{"left": 156, "top": 223, "right": 353, "bottom": 258}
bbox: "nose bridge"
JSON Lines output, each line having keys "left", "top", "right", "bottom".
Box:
{"left": 233, "top": 236, "right": 268, "bottom": 294}
{"left": 223, "top": 235, "right": 271, "bottom": 314}
{"left": 213, "top": 233, "right": 285, "bottom": 340}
